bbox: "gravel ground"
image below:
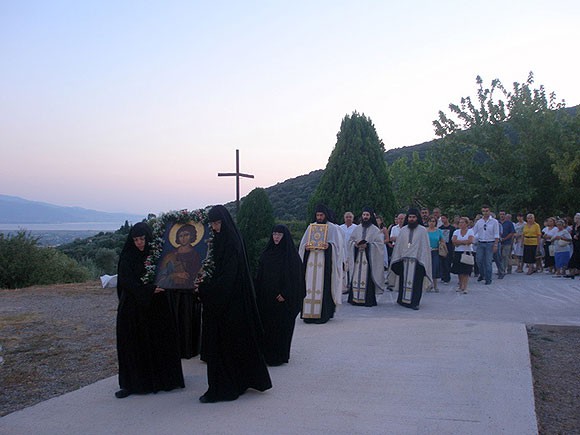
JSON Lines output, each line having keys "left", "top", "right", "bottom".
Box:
{"left": 0, "top": 282, "right": 118, "bottom": 417}
{"left": 1, "top": 282, "right": 579, "bottom": 434}
{"left": 527, "top": 324, "right": 580, "bottom": 434}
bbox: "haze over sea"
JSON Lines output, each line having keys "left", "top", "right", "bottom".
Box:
{"left": 0, "top": 222, "right": 126, "bottom": 232}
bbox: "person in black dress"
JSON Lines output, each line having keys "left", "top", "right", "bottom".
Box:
{"left": 255, "top": 224, "right": 305, "bottom": 366}
{"left": 196, "top": 205, "right": 272, "bottom": 403}
{"left": 115, "top": 222, "right": 184, "bottom": 399}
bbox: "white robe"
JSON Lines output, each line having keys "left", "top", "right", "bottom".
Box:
{"left": 347, "top": 223, "right": 386, "bottom": 300}
{"left": 387, "top": 225, "right": 433, "bottom": 293}
{"left": 299, "top": 222, "right": 344, "bottom": 316}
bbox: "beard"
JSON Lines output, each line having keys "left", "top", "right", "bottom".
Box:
{"left": 361, "top": 219, "right": 372, "bottom": 228}
{"left": 407, "top": 221, "right": 419, "bottom": 229}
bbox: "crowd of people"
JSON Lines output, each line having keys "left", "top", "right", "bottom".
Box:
{"left": 113, "top": 203, "right": 580, "bottom": 404}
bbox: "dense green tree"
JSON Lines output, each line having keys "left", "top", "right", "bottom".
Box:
{"left": 309, "top": 112, "right": 396, "bottom": 222}
{"left": 237, "top": 187, "right": 275, "bottom": 274}
{"left": 428, "top": 72, "right": 579, "bottom": 216}
{"left": 389, "top": 152, "right": 433, "bottom": 211}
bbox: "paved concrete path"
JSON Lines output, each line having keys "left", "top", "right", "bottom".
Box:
{"left": 2, "top": 271, "right": 579, "bottom": 434}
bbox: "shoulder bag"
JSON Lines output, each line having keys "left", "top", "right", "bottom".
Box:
{"left": 460, "top": 251, "right": 474, "bottom": 265}
{"left": 438, "top": 239, "right": 448, "bottom": 257}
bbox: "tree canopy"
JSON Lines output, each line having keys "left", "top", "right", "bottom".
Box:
{"left": 390, "top": 72, "right": 580, "bottom": 217}
{"left": 309, "top": 112, "right": 396, "bottom": 222}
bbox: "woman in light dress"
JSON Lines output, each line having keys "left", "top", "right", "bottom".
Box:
{"left": 451, "top": 217, "right": 475, "bottom": 294}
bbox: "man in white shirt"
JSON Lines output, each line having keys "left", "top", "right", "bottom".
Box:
{"left": 389, "top": 213, "right": 406, "bottom": 246}
{"left": 340, "top": 212, "right": 358, "bottom": 293}
{"left": 387, "top": 213, "right": 406, "bottom": 290}
{"left": 472, "top": 205, "right": 500, "bottom": 285}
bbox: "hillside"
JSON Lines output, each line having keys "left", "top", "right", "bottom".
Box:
{"left": 0, "top": 194, "right": 143, "bottom": 225}
{"left": 248, "top": 143, "right": 431, "bottom": 220}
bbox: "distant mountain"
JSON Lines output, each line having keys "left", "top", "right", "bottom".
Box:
{"left": 384, "top": 139, "right": 439, "bottom": 165}
{"left": 0, "top": 194, "right": 143, "bottom": 224}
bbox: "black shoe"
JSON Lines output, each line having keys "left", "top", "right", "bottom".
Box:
{"left": 199, "top": 394, "right": 216, "bottom": 403}
{"left": 477, "top": 276, "right": 484, "bottom": 282}
{"left": 115, "top": 389, "right": 131, "bottom": 399}
{"left": 485, "top": 281, "right": 492, "bottom": 285}
{"left": 498, "top": 274, "right": 505, "bottom": 279}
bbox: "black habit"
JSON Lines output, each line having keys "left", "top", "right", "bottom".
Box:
{"left": 116, "top": 223, "right": 184, "bottom": 396}
{"left": 255, "top": 225, "right": 305, "bottom": 366}
{"left": 166, "top": 289, "right": 202, "bottom": 359}
{"left": 198, "top": 205, "right": 272, "bottom": 402}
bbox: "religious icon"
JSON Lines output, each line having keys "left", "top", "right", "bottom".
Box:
{"left": 305, "top": 223, "right": 328, "bottom": 249}
{"left": 155, "top": 221, "right": 208, "bottom": 289}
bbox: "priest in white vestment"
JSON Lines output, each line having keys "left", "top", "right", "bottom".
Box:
{"left": 299, "top": 204, "right": 344, "bottom": 324}
{"left": 347, "top": 208, "right": 386, "bottom": 306}
{"left": 387, "top": 208, "right": 432, "bottom": 310}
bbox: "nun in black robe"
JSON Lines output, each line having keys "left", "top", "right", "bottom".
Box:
{"left": 254, "top": 224, "right": 305, "bottom": 366}
{"left": 115, "top": 222, "right": 184, "bottom": 398}
{"left": 197, "top": 205, "right": 272, "bottom": 403}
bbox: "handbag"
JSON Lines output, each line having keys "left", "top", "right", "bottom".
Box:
{"left": 438, "top": 239, "right": 448, "bottom": 257}
{"left": 548, "top": 244, "right": 556, "bottom": 256}
{"left": 460, "top": 252, "right": 474, "bottom": 265}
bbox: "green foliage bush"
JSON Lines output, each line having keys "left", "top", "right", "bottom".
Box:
{"left": 94, "top": 248, "right": 119, "bottom": 275}
{"left": 0, "top": 231, "right": 90, "bottom": 289}
{"left": 237, "top": 188, "right": 275, "bottom": 274}
{"left": 57, "top": 223, "right": 129, "bottom": 277}
{"left": 279, "top": 220, "right": 308, "bottom": 247}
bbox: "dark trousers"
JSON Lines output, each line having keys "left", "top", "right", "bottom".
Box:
{"left": 440, "top": 253, "right": 451, "bottom": 282}
{"left": 493, "top": 248, "right": 505, "bottom": 275}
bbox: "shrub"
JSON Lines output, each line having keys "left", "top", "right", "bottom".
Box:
{"left": 94, "top": 248, "right": 119, "bottom": 275}
{"left": 0, "top": 231, "right": 90, "bottom": 289}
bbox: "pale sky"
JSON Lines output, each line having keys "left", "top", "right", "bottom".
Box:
{"left": 1, "top": 0, "right": 579, "bottom": 215}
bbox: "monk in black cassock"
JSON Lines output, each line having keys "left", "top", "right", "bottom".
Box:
{"left": 255, "top": 224, "right": 305, "bottom": 366}
{"left": 196, "top": 205, "right": 272, "bottom": 403}
{"left": 115, "top": 222, "right": 184, "bottom": 399}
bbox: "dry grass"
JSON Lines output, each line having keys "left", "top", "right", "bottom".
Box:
{"left": 0, "top": 282, "right": 117, "bottom": 416}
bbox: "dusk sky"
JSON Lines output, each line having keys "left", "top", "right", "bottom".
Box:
{"left": 2, "top": 1, "right": 579, "bottom": 216}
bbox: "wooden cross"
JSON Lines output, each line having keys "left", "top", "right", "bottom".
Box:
{"left": 218, "top": 149, "right": 254, "bottom": 212}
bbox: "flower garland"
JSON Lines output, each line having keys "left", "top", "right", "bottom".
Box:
{"left": 142, "top": 208, "right": 214, "bottom": 285}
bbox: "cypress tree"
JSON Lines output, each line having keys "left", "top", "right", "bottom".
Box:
{"left": 309, "top": 112, "right": 396, "bottom": 222}
{"left": 237, "top": 188, "right": 275, "bottom": 273}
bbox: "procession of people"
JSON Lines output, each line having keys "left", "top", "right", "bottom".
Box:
{"left": 115, "top": 203, "right": 580, "bottom": 405}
